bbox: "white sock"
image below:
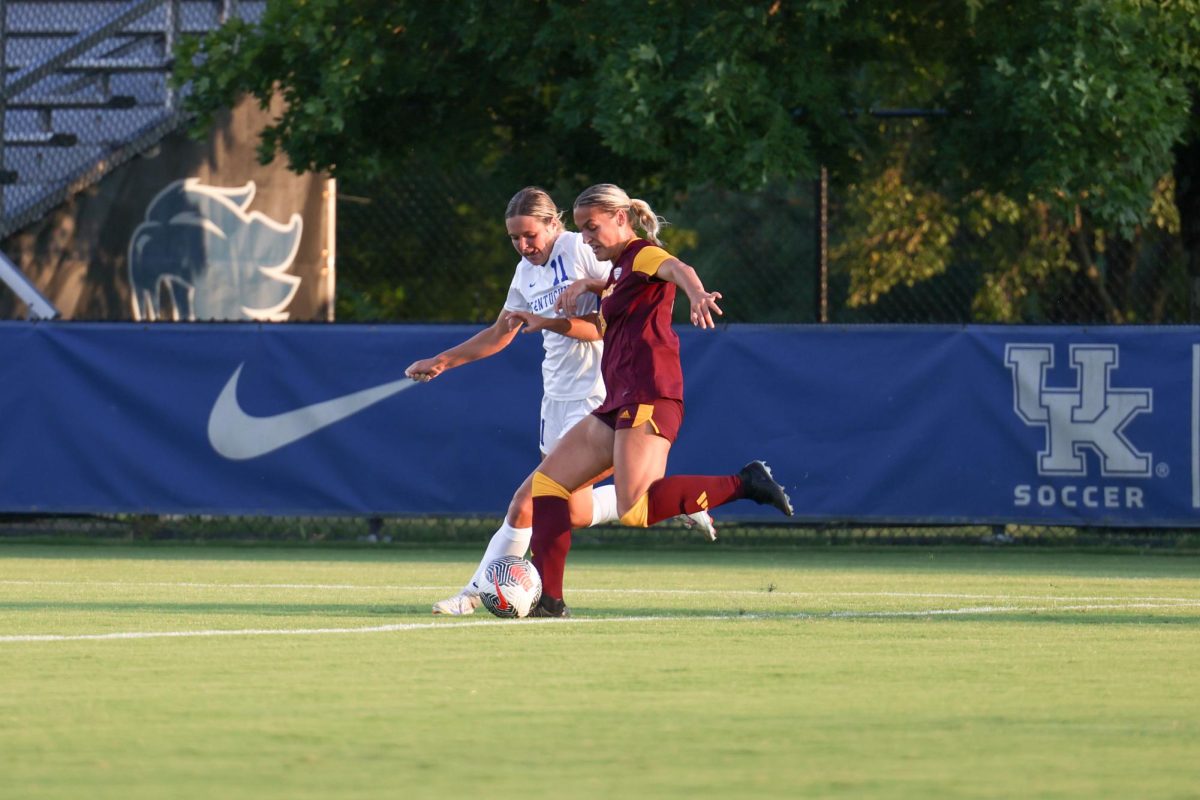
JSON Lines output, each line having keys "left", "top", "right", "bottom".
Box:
{"left": 465, "top": 521, "right": 532, "bottom": 593}
{"left": 589, "top": 484, "right": 620, "bottom": 527}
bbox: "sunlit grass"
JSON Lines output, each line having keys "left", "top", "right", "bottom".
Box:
{"left": 0, "top": 545, "right": 1197, "bottom": 799}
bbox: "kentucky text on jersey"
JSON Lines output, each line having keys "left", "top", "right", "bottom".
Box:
{"left": 528, "top": 283, "right": 569, "bottom": 315}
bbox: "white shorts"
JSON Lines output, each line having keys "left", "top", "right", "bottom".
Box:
{"left": 540, "top": 393, "right": 604, "bottom": 455}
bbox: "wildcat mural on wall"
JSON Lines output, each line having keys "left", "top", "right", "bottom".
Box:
{"left": 129, "top": 179, "right": 303, "bottom": 321}
{"left": 0, "top": 95, "right": 332, "bottom": 321}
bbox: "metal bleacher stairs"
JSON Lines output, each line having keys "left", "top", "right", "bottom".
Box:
{"left": 0, "top": 0, "right": 266, "bottom": 243}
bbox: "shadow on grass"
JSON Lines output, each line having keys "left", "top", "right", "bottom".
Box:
{"left": 0, "top": 600, "right": 437, "bottom": 617}
{"left": 2, "top": 542, "right": 1200, "bottom": 591}
{"left": 565, "top": 606, "right": 1200, "bottom": 628}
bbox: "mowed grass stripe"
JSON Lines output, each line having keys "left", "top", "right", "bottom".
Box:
{"left": 2, "top": 579, "right": 1199, "bottom": 604}
{"left": 3, "top": 601, "right": 1199, "bottom": 643}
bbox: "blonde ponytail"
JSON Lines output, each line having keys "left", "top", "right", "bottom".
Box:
{"left": 627, "top": 198, "right": 666, "bottom": 246}
{"left": 574, "top": 183, "right": 668, "bottom": 246}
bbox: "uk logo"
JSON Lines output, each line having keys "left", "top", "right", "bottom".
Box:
{"left": 1005, "top": 344, "right": 1153, "bottom": 477}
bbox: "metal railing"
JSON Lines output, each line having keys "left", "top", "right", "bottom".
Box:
{"left": 0, "top": 0, "right": 256, "bottom": 239}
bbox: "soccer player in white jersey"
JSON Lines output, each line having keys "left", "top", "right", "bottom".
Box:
{"left": 405, "top": 187, "right": 715, "bottom": 615}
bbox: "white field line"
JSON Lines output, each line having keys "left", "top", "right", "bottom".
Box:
{"left": 1, "top": 601, "right": 1199, "bottom": 644}
{"left": 0, "top": 580, "right": 1198, "bottom": 605}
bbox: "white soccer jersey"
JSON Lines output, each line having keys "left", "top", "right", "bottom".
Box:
{"left": 503, "top": 231, "right": 610, "bottom": 401}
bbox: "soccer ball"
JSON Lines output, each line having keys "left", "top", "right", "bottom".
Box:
{"left": 478, "top": 555, "right": 542, "bottom": 618}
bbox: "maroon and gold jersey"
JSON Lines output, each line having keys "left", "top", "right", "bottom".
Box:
{"left": 595, "top": 238, "right": 684, "bottom": 413}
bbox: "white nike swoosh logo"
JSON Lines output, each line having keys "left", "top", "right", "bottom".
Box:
{"left": 208, "top": 364, "right": 418, "bottom": 460}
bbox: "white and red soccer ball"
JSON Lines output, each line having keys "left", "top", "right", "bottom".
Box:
{"left": 478, "top": 556, "right": 542, "bottom": 618}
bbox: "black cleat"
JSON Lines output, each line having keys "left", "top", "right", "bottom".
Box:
{"left": 738, "top": 460, "right": 794, "bottom": 516}
{"left": 527, "top": 594, "right": 572, "bottom": 618}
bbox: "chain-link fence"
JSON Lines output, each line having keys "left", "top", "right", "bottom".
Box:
{"left": 335, "top": 172, "right": 824, "bottom": 325}
{"left": 336, "top": 130, "right": 1193, "bottom": 327}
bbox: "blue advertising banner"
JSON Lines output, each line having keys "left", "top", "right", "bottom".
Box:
{"left": 0, "top": 322, "right": 1197, "bottom": 526}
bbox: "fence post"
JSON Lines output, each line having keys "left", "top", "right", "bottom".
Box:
{"left": 814, "top": 165, "right": 828, "bottom": 323}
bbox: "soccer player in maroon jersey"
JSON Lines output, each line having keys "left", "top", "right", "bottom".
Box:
{"left": 526, "top": 184, "right": 794, "bottom": 617}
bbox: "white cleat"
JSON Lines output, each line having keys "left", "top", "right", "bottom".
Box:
{"left": 677, "top": 510, "right": 717, "bottom": 541}
{"left": 432, "top": 592, "right": 482, "bottom": 615}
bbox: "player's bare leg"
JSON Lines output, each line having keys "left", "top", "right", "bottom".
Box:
{"left": 606, "top": 427, "right": 717, "bottom": 538}
{"left": 612, "top": 423, "right": 671, "bottom": 516}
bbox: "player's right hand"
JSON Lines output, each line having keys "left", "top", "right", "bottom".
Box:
{"left": 689, "top": 291, "right": 724, "bottom": 329}
{"left": 404, "top": 357, "right": 442, "bottom": 383}
{"left": 554, "top": 285, "right": 581, "bottom": 316}
{"left": 554, "top": 278, "right": 601, "bottom": 315}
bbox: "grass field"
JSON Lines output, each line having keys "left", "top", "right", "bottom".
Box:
{"left": 1, "top": 544, "right": 1198, "bottom": 799}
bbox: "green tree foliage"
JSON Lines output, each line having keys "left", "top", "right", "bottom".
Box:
{"left": 174, "top": 0, "right": 862, "bottom": 188}
{"left": 333, "top": 166, "right": 516, "bottom": 322}
{"left": 174, "top": 0, "right": 1200, "bottom": 323}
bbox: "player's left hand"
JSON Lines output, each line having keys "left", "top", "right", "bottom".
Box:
{"left": 689, "top": 291, "right": 724, "bottom": 329}
{"left": 501, "top": 311, "right": 526, "bottom": 333}
{"left": 506, "top": 310, "right": 554, "bottom": 334}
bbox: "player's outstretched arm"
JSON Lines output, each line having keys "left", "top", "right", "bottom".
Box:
{"left": 404, "top": 308, "right": 521, "bottom": 382}
{"left": 657, "top": 259, "right": 724, "bottom": 329}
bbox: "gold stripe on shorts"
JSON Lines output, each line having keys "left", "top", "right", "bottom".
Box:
{"left": 633, "top": 403, "right": 660, "bottom": 434}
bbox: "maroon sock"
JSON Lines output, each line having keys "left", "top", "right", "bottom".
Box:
{"left": 531, "top": 495, "right": 572, "bottom": 599}
{"left": 646, "top": 475, "right": 743, "bottom": 525}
